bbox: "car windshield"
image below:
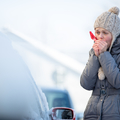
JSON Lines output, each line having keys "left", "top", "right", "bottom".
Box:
{"left": 42, "top": 90, "right": 71, "bottom": 109}
{"left": 0, "top": 32, "right": 49, "bottom": 120}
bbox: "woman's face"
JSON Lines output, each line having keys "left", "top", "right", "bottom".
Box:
{"left": 95, "top": 27, "right": 113, "bottom": 48}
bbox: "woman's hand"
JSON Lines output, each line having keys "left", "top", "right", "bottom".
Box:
{"left": 92, "top": 40, "right": 108, "bottom": 56}
{"left": 92, "top": 43, "right": 100, "bottom": 57}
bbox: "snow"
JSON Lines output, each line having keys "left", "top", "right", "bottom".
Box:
{"left": 0, "top": 0, "right": 120, "bottom": 114}
{"left": 0, "top": 32, "right": 49, "bottom": 119}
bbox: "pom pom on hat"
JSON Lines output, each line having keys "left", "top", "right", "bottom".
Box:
{"left": 108, "top": 7, "right": 119, "bottom": 15}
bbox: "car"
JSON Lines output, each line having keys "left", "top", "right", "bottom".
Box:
{"left": 41, "top": 87, "right": 74, "bottom": 109}
{"left": 40, "top": 87, "right": 83, "bottom": 120}
{"left": 0, "top": 32, "right": 75, "bottom": 120}
{"left": 49, "top": 107, "right": 75, "bottom": 120}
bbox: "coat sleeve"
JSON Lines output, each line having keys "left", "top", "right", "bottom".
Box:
{"left": 80, "top": 49, "right": 100, "bottom": 90}
{"left": 99, "top": 51, "right": 120, "bottom": 89}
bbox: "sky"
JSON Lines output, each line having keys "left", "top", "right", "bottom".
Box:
{"left": 0, "top": 0, "right": 120, "bottom": 113}
{"left": 0, "top": 0, "right": 120, "bottom": 64}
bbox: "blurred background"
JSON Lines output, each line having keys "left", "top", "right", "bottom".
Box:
{"left": 0, "top": 0, "right": 120, "bottom": 117}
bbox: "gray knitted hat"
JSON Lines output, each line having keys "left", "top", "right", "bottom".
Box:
{"left": 94, "top": 7, "right": 120, "bottom": 80}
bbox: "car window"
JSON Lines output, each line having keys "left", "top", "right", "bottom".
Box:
{"left": 0, "top": 32, "right": 49, "bottom": 120}
{"left": 42, "top": 90, "right": 71, "bottom": 109}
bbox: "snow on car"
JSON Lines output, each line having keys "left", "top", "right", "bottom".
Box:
{"left": 0, "top": 32, "right": 49, "bottom": 119}
{"left": 0, "top": 32, "right": 75, "bottom": 120}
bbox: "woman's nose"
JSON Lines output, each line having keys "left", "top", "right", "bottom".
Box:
{"left": 99, "top": 33, "right": 103, "bottom": 39}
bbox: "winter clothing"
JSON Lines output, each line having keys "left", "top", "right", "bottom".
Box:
{"left": 94, "top": 7, "right": 120, "bottom": 52}
{"left": 80, "top": 35, "right": 120, "bottom": 120}
{"left": 80, "top": 7, "right": 120, "bottom": 120}
{"left": 94, "top": 7, "right": 120, "bottom": 80}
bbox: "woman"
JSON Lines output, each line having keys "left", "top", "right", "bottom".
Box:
{"left": 80, "top": 7, "right": 120, "bottom": 120}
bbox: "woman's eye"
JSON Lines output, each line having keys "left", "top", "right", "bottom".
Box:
{"left": 103, "top": 32, "right": 108, "bottom": 34}
{"left": 96, "top": 32, "right": 100, "bottom": 34}
{"left": 95, "top": 31, "right": 100, "bottom": 35}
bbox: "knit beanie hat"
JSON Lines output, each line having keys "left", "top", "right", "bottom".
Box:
{"left": 94, "top": 7, "right": 120, "bottom": 80}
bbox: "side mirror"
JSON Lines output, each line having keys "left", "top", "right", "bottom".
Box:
{"left": 49, "top": 107, "right": 75, "bottom": 120}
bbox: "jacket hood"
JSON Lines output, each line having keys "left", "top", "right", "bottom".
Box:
{"left": 110, "top": 34, "right": 120, "bottom": 67}
{"left": 111, "top": 34, "right": 120, "bottom": 55}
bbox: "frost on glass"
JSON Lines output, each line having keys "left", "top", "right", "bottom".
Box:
{"left": 0, "top": 32, "right": 49, "bottom": 120}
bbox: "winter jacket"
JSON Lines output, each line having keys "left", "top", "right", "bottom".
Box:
{"left": 80, "top": 35, "right": 120, "bottom": 120}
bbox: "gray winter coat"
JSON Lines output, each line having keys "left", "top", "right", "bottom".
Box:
{"left": 80, "top": 35, "right": 120, "bottom": 120}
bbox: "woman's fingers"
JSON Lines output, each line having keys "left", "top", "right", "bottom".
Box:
{"left": 94, "top": 40, "right": 108, "bottom": 54}
{"left": 92, "top": 44, "right": 99, "bottom": 56}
